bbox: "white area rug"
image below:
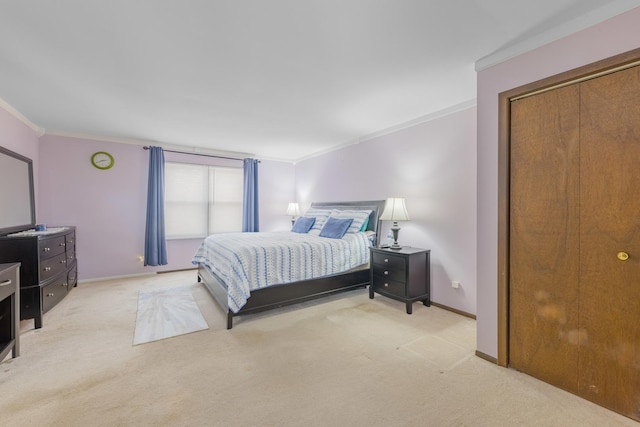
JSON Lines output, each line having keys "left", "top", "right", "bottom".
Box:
{"left": 133, "top": 286, "right": 209, "bottom": 345}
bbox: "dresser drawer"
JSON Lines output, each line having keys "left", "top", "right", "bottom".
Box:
{"left": 372, "top": 275, "right": 406, "bottom": 298}
{"left": 68, "top": 264, "right": 77, "bottom": 288}
{"left": 65, "top": 232, "right": 75, "bottom": 249}
{"left": 40, "top": 252, "right": 68, "bottom": 282}
{"left": 66, "top": 246, "right": 76, "bottom": 264}
{"left": 39, "top": 235, "right": 67, "bottom": 260}
{"left": 371, "top": 251, "right": 406, "bottom": 271}
{"left": 42, "top": 276, "right": 69, "bottom": 313}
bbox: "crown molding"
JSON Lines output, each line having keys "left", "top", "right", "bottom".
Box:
{"left": 475, "top": 0, "right": 640, "bottom": 71}
{"left": 43, "top": 130, "right": 256, "bottom": 159}
{"left": 0, "top": 97, "right": 45, "bottom": 136}
{"left": 293, "top": 99, "right": 477, "bottom": 164}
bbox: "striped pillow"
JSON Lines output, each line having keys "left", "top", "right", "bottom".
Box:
{"left": 328, "top": 209, "right": 372, "bottom": 234}
{"left": 302, "top": 208, "right": 333, "bottom": 231}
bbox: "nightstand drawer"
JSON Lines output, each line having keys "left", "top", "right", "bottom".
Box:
{"left": 372, "top": 265, "right": 405, "bottom": 283}
{"left": 371, "top": 251, "right": 406, "bottom": 271}
{"left": 372, "top": 275, "right": 405, "bottom": 297}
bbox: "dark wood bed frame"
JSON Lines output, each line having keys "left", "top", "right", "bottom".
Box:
{"left": 197, "top": 200, "right": 386, "bottom": 329}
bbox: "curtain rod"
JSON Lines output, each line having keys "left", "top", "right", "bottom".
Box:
{"left": 143, "top": 146, "right": 259, "bottom": 162}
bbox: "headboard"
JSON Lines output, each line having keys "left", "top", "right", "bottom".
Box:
{"left": 310, "top": 200, "right": 386, "bottom": 246}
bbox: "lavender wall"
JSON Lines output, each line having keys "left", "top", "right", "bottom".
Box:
{"left": 476, "top": 6, "right": 640, "bottom": 358}
{"left": 296, "top": 106, "right": 477, "bottom": 315}
{"left": 0, "top": 105, "right": 40, "bottom": 201}
{"left": 37, "top": 134, "right": 295, "bottom": 280}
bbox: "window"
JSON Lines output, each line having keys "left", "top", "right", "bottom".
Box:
{"left": 164, "top": 162, "right": 243, "bottom": 239}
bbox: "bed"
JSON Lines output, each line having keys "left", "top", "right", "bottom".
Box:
{"left": 193, "top": 200, "right": 386, "bottom": 329}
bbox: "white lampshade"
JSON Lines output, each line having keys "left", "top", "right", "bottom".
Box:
{"left": 286, "top": 202, "right": 300, "bottom": 216}
{"left": 380, "top": 198, "right": 410, "bottom": 221}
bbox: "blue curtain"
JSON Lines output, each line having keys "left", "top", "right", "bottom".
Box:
{"left": 144, "top": 146, "right": 168, "bottom": 265}
{"left": 242, "top": 158, "right": 259, "bottom": 232}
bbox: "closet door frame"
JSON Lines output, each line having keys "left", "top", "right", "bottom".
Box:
{"left": 496, "top": 47, "right": 640, "bottom": 367}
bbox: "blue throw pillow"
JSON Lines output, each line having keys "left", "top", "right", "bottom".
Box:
{"left": 291, "top": 217, "right": 315, "bottom": 233}
{"left": 319, "top": 217, "right": 353, "bottom": 239}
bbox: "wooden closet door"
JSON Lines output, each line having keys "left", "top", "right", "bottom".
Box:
{"left": 509, "top": 85, "right": 581, "bottom": 393}
{"left": 578, "top": 66, "right": 640, "bottom": 419}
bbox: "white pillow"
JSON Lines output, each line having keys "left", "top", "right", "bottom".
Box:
{"left": 302, "top": 208, "right": 333, "bottom": 231}
{"left": 328, "top": 209, "right": 372, "bottom": 234}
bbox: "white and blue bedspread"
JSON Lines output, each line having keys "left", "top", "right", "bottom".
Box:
{"left": 192, "top": 231, "right": 371, "bottom": 313}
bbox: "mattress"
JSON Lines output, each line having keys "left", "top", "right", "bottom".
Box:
{"left": 192, "top": 230, "right": 371, "bottom": 312}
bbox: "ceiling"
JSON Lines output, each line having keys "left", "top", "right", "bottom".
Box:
{"left": 1, "top": 1, "right": 638, "bottom": 162}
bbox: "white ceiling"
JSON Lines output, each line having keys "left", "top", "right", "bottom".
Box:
{"left": 1, "top": 1, "right": 638, "bottom": 162}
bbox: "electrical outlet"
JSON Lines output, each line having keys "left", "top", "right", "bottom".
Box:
{"left": 452, "top": 281, "right": 460, "bottom": 289}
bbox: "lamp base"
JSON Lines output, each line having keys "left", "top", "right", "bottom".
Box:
{"left": 390, "top": 222, "right": 402, "bottom": 250}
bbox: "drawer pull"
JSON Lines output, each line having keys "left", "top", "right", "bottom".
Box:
{"left": 384, "top": 271, "right": 389, "bottom": 275}
{"left": 0, "top": 279, "right": 12, "bottom": 287}
{"left": 384, "top": 258, "right": 389, "bottom": 263}
{"left": 59, "top": 242, "right": 66, "bottom": 247}
{"left": 44, "top": 267, "right": 52, "bottom": 272}
{"left": 47, "top": 293, "right": 54, "bottom": 297}
{"left": 60, "top": 259, "right": 67, "bottom": 264}
{"left": 62, "top": 282, "right": 68, "bottom": 287}
{"left": 44, "top": 247, "right": 51, "bottom": 252}
{"left": 384, "top": 283, "right": 389, "bottom": 287}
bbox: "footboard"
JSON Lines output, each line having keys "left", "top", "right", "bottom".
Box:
{"left": 198, "top": 264, "right": 369, "bottom": 329}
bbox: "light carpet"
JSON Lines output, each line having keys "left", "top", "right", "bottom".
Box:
{"left": 133, "top": 285, "right": 208, "bottom": 345}
{"left": 2, "top": 271, "right": 636, "bottom": 426}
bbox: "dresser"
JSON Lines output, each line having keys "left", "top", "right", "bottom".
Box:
{"left": 369, "top": 246, "right": 430, "bottom": 314}
{"left": 0, "top": 227, "right": 77, "bottom": 329}
{"left": 0, "top": 263, "right": 20, "bottom": 361}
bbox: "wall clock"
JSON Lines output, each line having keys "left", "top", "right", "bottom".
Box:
{"left": 91, "top": 151, "right": 115, "bottom": 170}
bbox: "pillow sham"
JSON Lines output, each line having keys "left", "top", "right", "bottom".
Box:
{"left": 291, "top": 216, "right": 315, "bottom": 233}
{"left": 319, "top": 217, "right": 353, "bottom": 239}
{"left": 360, "top": 216, "right": 370, "bottom": 232}
{"left": 302, "top": 208, "right": 332, "bottom": 231}
{"left": 328, "top": 209, "right": 372, "bottom": 234}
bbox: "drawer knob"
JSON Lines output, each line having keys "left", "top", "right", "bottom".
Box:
{"left": 47, "top": 293, "right": 54, "bottom": 297}
{"left": 44, "top": 267, "right": 51, "bottom": 272}
{"left": 62, "top": 282, "right": 68, "bottom": 287}
{"left": 384, "top": 283, "right": 389, "bottom": 287}
{"left": 384, "top": 271, "right": 389, "bottom": 275}
{"left": 59, "top": 242, "right": 66, "bottom": 247}
{"left": 60, "top": 259, "right": 67, "bottom": 264}
{"left": 384, "top": 258, "right": 389, "bottom": 263}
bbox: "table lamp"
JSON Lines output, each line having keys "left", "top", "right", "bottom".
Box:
{"left": 379, "top": 197, "right": 410, "bottom": 250}
{"left": 286, "top": 202, "right": 300, "bottom": 226}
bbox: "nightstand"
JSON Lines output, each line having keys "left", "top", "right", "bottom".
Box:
{"left": 369, "top": 246, "right": 430, "bottom": 314}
